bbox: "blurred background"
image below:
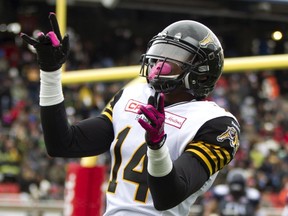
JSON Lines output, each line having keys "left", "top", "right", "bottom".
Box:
{"left": 0, "top": 0, "right": 288, "bottom": 215}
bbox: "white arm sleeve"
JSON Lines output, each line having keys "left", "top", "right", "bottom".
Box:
{"left": 39, "top": 69, "right": 64, "bottom": 106}
{"left": 147, "top": 145, "right": 173, "bottom": 177}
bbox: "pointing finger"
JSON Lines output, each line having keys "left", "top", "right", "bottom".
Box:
{"left": 48, "top": 12, "right": 62, "bottom": 41}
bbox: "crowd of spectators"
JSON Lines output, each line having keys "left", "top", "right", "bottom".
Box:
{"left": 0, "top": 18, "right": 288, "bottom": 214}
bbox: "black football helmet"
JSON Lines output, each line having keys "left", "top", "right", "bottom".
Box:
{"left": 139, "top": 20, "right": 224, "bottom": 99}
{"left": 227, "top": 169, "right": 246, "bottom": 198}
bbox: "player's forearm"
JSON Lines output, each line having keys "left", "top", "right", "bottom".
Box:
{"left": 41, "top": 102, "right": 114, "bottom": 157}
{"left": 39, "top": 69, "right": 73, "bottom": 157}
{"left": 40, "top": 102, "right": 75, "bottom": 157}
{"left": 148, "top": 166, "right": 188, "bottom": 210}
{"left": 40, "top": 69, "right": 64, "bottom": 106}
{"left": 147, "top": 151, "right": 208, "bottom": 210}
{"left": 39, "top": 70, "right": 113, "bottom": 157}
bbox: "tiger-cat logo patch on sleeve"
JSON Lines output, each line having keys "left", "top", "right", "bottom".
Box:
{"left": 217, "top": 126, "right": 239, "bottom": 156}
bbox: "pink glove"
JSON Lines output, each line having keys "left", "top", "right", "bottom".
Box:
{"left": 138, "top": 93, "right": 166, "bottom": 150}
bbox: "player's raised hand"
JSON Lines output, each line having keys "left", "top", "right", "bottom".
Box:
{"left": 20, "top": 12, "right": 69, "bottom": 71}
{"left": 138, "top": 93, "right": 166, "bottom": 150}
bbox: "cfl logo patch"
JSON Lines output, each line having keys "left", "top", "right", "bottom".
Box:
{"left": 125, "top": 99, "right": 144, "bottom": 113}
{"left": 125, "top": 99, "right": 151, "bottom": 123}
{"left": 126, "top": 99, "right": 186, "bottom": 129}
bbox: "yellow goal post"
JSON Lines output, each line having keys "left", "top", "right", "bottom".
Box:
{"left": 62, "top": 54, "right": 288, "bottom": 85}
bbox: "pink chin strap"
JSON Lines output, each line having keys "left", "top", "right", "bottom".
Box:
{"left": 148, "top": 61, "right": 172, "bottom": 81}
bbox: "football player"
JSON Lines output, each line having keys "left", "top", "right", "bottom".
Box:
{"left": 21, "top": 12, "right": 240, "bottom": 216}
{"left": 203, "top": 169, "right": 261, "bottom": 216}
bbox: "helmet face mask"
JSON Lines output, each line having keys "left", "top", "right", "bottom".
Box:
{"left": 139, "top": 20, "right": 224, "bottom": 99}
{"left": 140, "top": 55, "right": 188, "bottom": 93}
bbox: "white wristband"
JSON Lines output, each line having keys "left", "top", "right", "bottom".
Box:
{"left": 147, "top": 144, "right": 173, "bottom": 177}
{"left": 40, "top": 69, "right": 64, "bottom": 106}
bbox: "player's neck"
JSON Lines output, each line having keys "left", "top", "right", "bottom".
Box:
{"left": 165, "top": 90, "right": 196, "bottom": 104}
